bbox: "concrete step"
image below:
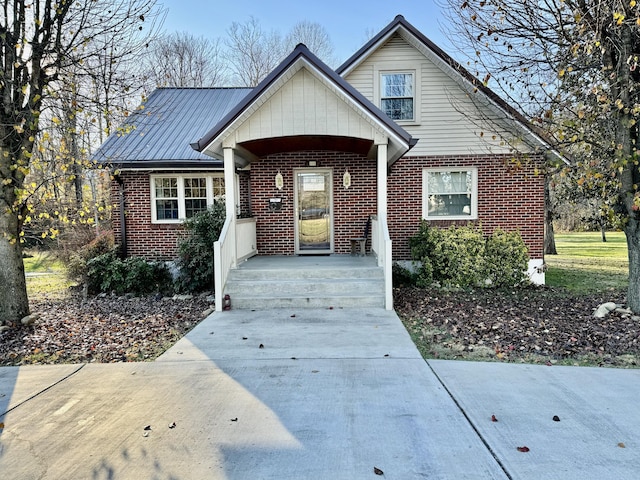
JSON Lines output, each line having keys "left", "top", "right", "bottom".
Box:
{"left": 228, "top": 265, "right": 384, "bottom": 281}
{"left": 224, "top": 261, "right": 385, "bottom": 309}
{"left": 229, "top": 294, "right": 384, "bottom": 309}
{"left": 225, "top": 278, "right": 384, "bottom": 297}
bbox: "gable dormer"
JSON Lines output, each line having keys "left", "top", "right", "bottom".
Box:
{"left": 339, "top": 15, "right": 556, "bottom": 159}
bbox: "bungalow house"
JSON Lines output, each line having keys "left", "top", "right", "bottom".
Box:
{"left": 95, "top": 15, "right": 559, "bottom": 311}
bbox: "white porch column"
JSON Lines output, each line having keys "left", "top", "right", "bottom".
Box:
{"left": 377, "top": 142, "right": 388, "bottom": 223}
{"left": 223, "top": 147, "right": 237, "bottom": 267}
{"left": 376, "top": 141, "right": 393, "bottom": 310}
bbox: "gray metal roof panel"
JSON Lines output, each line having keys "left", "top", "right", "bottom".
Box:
{"left": 93, "top": 87, "right": 252, "bottom": 166}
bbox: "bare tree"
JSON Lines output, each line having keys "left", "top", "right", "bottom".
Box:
{"left": 284, "top": 20, "right": 336, "bottom": 66}
{"left": 144, "top": 31, "right": 228, "bottom": 88}
{"left": 0, "top": 0, "right": 160, "bottom": 324}
{"left": 225, "top": 16, "right": 286, "bottom": 87}
{"left": 442, "top": 0, "right": 640, "bottom": 310}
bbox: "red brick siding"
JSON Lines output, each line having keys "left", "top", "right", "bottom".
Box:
{"left": 110, "top": 170, "right": 246, "bottom": 260}
{"left": 252, "top": 151, "right": 377, "bottom": 255}
{"left": 388, "top": 154, "right": 545, "bottom": 260}
{"left": 113, "top": 153, "right": 544, "bottom": 262}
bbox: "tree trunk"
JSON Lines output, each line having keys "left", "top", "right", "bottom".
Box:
{"left": 626, "top": 218, "right": 640, "bottom": 312}
{"left": 0, "top": 208, "right": 29, "bottom": 325}
{"left": 544, "top": 177, "right": 557, "bottom": 255}
{"left": 601, "top": 220, "right": 607, "bottom": 243}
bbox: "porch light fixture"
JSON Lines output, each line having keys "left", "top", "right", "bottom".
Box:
{"left": 343, "top": 169, "right": 351, "bottom": 189}
{"left": 275, "top": 170, "right": 284, "bottom": 190}
{"left": 306, "top": 160, "right": 317, "bottom": 167}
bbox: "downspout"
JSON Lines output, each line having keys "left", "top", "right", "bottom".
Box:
{"left": 115, "top": 174, "right": 127, "bottom": 258}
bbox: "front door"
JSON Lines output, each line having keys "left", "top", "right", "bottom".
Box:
{"left": 295, "top": 169, "right": 333, "bottom": 254}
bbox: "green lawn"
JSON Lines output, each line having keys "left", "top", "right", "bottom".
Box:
{"left": 546, "top": 231, "right": 628, "bottom": 294}
{"left": 23, "top": 250, "right": 72, "bottom": 299}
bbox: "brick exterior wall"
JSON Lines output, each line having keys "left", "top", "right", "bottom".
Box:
{"left": 388, "top": 154, "right": 546, "bottom": 261}
{"left": 112, "top": 153, "right": 545, "bottom": 262}
{"left": 110, "top": 170, "right": 242, "bottom": 260}
{"left": 252, "top": 150, "right": 377, "bottom": 255}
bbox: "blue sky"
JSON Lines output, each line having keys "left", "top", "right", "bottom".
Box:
{"left": 157, "top": 0, "right": 454, "bottom": 65}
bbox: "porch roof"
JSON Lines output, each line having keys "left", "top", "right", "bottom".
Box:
{"left": 191, "top": 44, "right": 416, "bottom": 167}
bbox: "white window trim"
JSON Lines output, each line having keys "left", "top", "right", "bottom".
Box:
{"left": 374, "top": 63, "right": 421, "bottom": 125}
{"left": 150, "top": 174, "right": 225, "bottom": 224}
{"left": 422, "top": 167, "right": 478, "bottom": 220}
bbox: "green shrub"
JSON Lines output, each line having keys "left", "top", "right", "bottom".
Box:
{"left": 67, "top": 231, "right": 116, "bottom": 283}
{"left": 409, "top": 222, "right": 529, "bottom": 288}
{"left": 484, "top": 228, "right": 529, "bottom": 287}
{"left": 86, "top": 252, "right": 172, "bottom": 295}
{"left": 174, "top": 201, "right": 226, "bottom": 293}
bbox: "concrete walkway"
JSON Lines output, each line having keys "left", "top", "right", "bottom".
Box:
{"left": 1, "top": 308, "right": 640, "bottom": 479}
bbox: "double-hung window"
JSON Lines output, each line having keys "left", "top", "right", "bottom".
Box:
{"left": 151, "top": 175, "right": 225, "bottom": 223}
{"left": 380, "top": 72, "right": 414, "bottom": 121}
{"left": 423, "top": 168, "right": 478, "bottom": 220}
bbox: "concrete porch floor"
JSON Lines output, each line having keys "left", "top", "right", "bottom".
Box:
{"left": 234, "top": 254, "right": 379, "bottom": 271}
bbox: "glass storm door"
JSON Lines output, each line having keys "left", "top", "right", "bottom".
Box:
{"left": 295, "top": 170, "right": 333, "bottom": 254}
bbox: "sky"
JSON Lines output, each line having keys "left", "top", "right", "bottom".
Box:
{"left": 156, "top": 0, "right": 456, "bottom": 66}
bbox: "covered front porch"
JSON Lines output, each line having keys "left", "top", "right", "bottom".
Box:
{"left": 188, "top": 44, "right": 415, "bottom": 312}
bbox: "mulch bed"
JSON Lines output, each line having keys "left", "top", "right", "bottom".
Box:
{"left": 394, "top": 286, "right": 640, "bottom": 367}
{"left": 0, "top": 294, "right": 213, "bottom": 365}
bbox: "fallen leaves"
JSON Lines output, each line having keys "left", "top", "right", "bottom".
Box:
{"left": 373, "top": 466, "right": 384, "bottom": 475}
{"left": 395, "top": 287, "right": 637, "bottom": 365}
{"left": 516, "top": 446, "right": 530, "bottom": 452}
{"left": 491, "top": 415, "right": 498, "bottom": 422}
{"left": 0, "top": 294, "right": 213, "bottom": 366}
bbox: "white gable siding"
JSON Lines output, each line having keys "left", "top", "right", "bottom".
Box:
{"left": 234, "top": 68, "right": 381, "bottom": 144}
{"left": 344, "top": 34, "right": 526, "bottom": 156}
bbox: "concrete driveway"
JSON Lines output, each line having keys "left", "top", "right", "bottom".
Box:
{"left": 1, "top": 308, "right": 639, "bottom": 479}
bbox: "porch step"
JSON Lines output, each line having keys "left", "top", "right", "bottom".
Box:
{"left": 223, "top": 255, "right": 385, "bottom": 309}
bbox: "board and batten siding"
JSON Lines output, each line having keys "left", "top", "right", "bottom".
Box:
{"left": 344, "top": 33, "right": 525, "bottom": 156}
{"left": 233, "top": 68, "right": 383, "bottom": 144}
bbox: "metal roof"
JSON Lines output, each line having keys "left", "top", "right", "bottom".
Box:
{"left": 93, "top": 87, "right": 252, "bottom": 169}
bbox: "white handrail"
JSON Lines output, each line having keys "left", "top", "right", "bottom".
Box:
{"left": 214, "top": 216, "right": 235, "bottom": 312}
{"left": 378, "top": 216, "right": 393, "bottom": 310}
{"left": 370, "top": 214, "right": 393, "bottom": 310}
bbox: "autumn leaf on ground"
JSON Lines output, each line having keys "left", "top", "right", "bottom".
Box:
{"left": 553, "top": 415, "right": 560, "bottom": 422}
{"left": 517, "top": 446, "right": 530, "bottom": 452}
{"left": 618, "top": 442, "right": 626, "bottom": 448}
{"left": 491, "top": 415, "right": 498, "bottom": 422}
{"left": 373, "top": 466, "right": 384, "bottom": 475}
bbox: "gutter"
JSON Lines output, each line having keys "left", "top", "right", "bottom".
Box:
{"left": 114, "top": 174, "right": 127, "bottom": 258}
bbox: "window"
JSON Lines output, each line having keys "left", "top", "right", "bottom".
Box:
{"left": 381, "top": 72, "right": 414, "bottom": 121}
{"left": 423, "top": 168, "right": 478, "bottom": 220}
{"left": 151, "top": 175, "right": 224, "bottom": 223}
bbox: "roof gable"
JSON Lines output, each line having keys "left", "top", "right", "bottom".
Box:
{"left": 192, "top": 44, "right": 415, "bottom": 165}
{"left": 338, "top": 15, "right": 562, "bottom": 161}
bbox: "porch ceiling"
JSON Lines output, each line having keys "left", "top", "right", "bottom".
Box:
{"left": 239, "top": 135, "right": 374, "bottom": 159}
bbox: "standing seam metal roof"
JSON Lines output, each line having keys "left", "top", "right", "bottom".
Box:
{"left": 93, "top": 87, "right": 252, "bottom": 168}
